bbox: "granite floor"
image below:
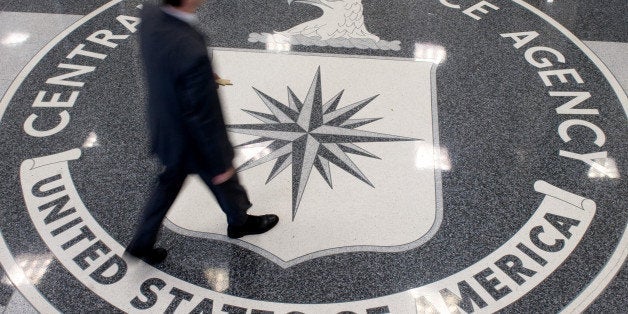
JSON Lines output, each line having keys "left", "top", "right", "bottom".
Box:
{"left": 0, "top": 0, "right": 626, "bottom": 313}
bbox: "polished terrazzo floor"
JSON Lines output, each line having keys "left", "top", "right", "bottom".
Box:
{"left": 0, "top": 0, "right": 626, "bottom": 313}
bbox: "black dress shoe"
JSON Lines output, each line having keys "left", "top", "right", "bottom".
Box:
{"left": 125, "top": 247, "right": 168, "bottom": 265}
{"left": 228, "top": 214, "right": 279, "bottom": 239}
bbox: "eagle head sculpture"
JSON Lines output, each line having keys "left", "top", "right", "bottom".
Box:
{"left": 279, "top": 0, "right": 380, "bottom": 41}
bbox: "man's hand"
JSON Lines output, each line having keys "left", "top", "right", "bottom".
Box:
{"left": 215, "top": 78, "right": 233, "bottom": 86}
{"left": 214, "top": 73, "right": 233, "bottom": 87}
{"left": 212, "top": 167, "right": 235, "bottom": 185}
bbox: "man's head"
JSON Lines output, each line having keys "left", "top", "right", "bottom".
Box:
{"left": 163, "top": 0, "right": 206, "bottom": 12}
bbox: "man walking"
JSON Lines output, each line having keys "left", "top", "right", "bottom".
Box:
{"left": 126, "top": 0, "right": 279, "bottom": 265}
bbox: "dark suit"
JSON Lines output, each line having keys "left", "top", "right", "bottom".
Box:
{"left": 127, "top": 4, "right": 250, "bottom": 255}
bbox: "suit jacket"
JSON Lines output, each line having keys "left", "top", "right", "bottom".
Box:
{"left": 139, "top": 4, "right": 234, "bottom": 176}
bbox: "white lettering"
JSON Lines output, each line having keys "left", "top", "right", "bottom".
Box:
{"left": 46, "top": 64, "right": 96, "bottom": 87}
{"left": 33, "top": 91, "right": 80, "bottom": 108}
{"left": 558, "top": 119, "right": 606, "bottom": 147}
{"left": 559, "top": 150, "right": 608, "bottom": 173}
{"left": 525, "top": 46, "right": 566, "bottom": 68}
{"left": 500, "top": 31, "right": 538, "bottom": 49}
{"left": 538, "top": 69, "right": 584, "bottom": 86}
{"left": 117, "top": 15, "right": 141, "bottom": 33}
{"left": 23, "top": 111, "right": 71, "bottom": 137}
{"left": 66, "top": 44, "right": 107, "bottom": 60}
{"left": 463, "top": 1, "right": 499, "bottom": 20}
{"left": 86, "top": 30, "right": 129, "bottom": 48}
{"left": 551, "top": 91, "right": 597, "bottom": 115}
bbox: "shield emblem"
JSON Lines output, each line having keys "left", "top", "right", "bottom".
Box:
{"left": 165, "top": 48, "right": 444, "bottom": 267}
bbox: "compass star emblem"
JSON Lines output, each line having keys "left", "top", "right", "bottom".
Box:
{"left": 227, "top": 67, "right": 418, "bottom": 219}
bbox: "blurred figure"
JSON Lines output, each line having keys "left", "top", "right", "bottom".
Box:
{"left": 126, "top": 0, "right": 279, "bottom": 265}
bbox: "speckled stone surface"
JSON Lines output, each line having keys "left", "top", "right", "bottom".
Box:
{"left": 0, "top": 265, "right": 14, "bottom": 307}
{"left": 0, "top": 0, "right": 626, "bottom": 312}
{"left": 528, "top": 0, "right": 628, "bottom": 42}
{"left": 0, "top": 0, "right": 106, "bottom": 15}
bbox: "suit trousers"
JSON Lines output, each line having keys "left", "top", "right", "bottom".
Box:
{"left": 127, "top": 164, "right": 251, "bottom": 254}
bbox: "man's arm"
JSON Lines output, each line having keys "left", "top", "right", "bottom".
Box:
{"left": 173, "top": 42, "right": 235, "bottom": 178}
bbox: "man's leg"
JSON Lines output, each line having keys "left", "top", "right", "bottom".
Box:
{"left": 127, "top": 165, "right": 187, "bottom": 257}
{"left": 198, "top": 171, "right": 278, "bottom": 238}
{"left": 198, "top": 172, "right": 250, "bottom": 226}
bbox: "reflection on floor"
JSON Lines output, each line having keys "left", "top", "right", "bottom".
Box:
{"left": 0, "top": 1, "right": 626, "bottom": 313}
